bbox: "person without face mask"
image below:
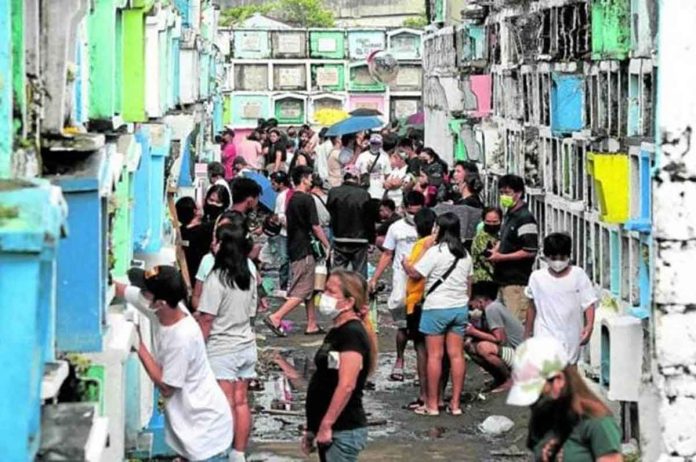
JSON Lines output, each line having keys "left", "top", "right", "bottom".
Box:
{"left": 487, "top": 174, "right": 539, "bottom": 322}
{"left": 507, "top": 337, "right": 623, "bottom": 462}
{"left": 465, "top": 281, "right": 524, "bottom": 393}
{"left": 115, "top": 266, "right": 233, "bottom": 461}
{"left": 369, "top": 191, "right": 425, "bottom": 383}
{"left": 524, "top": 233, "right": 597, "bottom": 364}
{"left": 264, "top": 166, "right": 331, "bottom": 337}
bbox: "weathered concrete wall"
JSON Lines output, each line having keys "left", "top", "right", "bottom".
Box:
{"left": 654, "top": 1, "right": 696, "bottom": 458}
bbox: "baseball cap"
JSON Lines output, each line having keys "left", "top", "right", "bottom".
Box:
{"left": 343, "top": 164, "right": 360, "bottom": 180}
{"left": 506, "top": 336, "right": 569, "bottom": 407}
{"left": 127, "top": 265, "right": 186, "bottom": 307}
{"left": 369, "top": 134, "right": 383, "bottom": 145}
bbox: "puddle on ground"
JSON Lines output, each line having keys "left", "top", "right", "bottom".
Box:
{"left": 252, "top": 349, "right": 400, "bottom": 443}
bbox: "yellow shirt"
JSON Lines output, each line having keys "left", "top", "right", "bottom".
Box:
{"left": 405, "top": 236, "right": 434, "bottom": 315}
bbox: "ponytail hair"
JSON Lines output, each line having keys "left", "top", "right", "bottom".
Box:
{"left": 330, "top": 269, "right": 379, "bottom": 375}
{"left": 213, "top": 223, "right": 253, "bottom": 291}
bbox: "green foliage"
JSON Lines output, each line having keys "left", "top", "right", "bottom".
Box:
{"left": 276, "top": 0, "right": 335, "bottom": 27}
{"left": 219, "top": 3, "right": 276, "bottom": 27}
{"left": 219, "top": 0, "right": 335, "bottom": 28}
{"left": 402, "top": 13, "right": 429, "bottom": 28}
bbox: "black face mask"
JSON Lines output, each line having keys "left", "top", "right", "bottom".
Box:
{"left": 484, "top": 224, "right": 501, "bottom": 235}
{"left": 204, "top": 203, "right": 224, "bottom": 221}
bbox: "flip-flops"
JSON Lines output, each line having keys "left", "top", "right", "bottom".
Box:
{"left": 389, "top": 366, "right": 405, "bottom": 382}
{"left": 414, "top": 405, "right": 440, "bottom": 416}
{"left": 304, "top": 326, "right": 326, "bottom": 336}
{"left": 405, "top": 399, "right": 425, "bottom": 410}
{"left": 263, "top": 315, "right": 287, "bottom": 337}
{"left": 446, "top": 406, "right": 463, "bottom": 416}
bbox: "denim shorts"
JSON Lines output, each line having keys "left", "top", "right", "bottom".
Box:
{"left": 319, "top": 427, "right": 368, "bottom": 462}
{"left": 208, "top": 343, "right": 258, "bottom": 381}
{"left": 419, "top": 307, "right": 468, "bottom": 336}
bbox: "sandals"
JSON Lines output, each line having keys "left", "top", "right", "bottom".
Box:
{"left": 304, "top": 326, "right": 326, "bottom": 336}
{"left": 263, "top": 315, "right": 287, "bottom": 337}
{"left": 414, "top": 405, "right": 440, "bottom": 416}
{"left": 446, "top": 406, "right": 463, "bottom": 416}
{"left": 405, "top": 399, "right": 425, "bottom": 410}
{"left": 389, "top": 366, "right": 405, "bottom": 382}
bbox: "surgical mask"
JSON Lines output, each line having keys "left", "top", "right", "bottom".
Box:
{"left": 499, "top": 195, "right": 515, "bottom": 210}
{"left": 484, "top": 224, "right": 501, "bottom": 235}
{"left": 548, "top": 259, "right": 570, "bottom": 273}
{"left": 318, "top": 294, "right": 342, "bottom": 318}
{"left": 369, "top": 145, "right": 381, "bottom": 154}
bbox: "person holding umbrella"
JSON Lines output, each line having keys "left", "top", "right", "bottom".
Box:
{"left": 355, "top": 134, "right": 391, "bottom": 200}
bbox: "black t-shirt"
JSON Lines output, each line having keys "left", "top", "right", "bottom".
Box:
{"left": 306, "top": 320, "right": 371, "bottom": 433}
{"left": 458, "top": 195, "right": 483, "bottom": 209}
{"left": 286, "top": 191, "right": 319, "bottom": 261}
{"left": 494, "top": 203, "right": 539, "bottom": 286}
{"left": 180, "top": 222, "right": 213, "bottom": 281}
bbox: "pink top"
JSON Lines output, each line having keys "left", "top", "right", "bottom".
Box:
{"left": 237, "top": 139, "right": 263, "bottom": 169}
{"left": 221, "top": 143, "right": 237, "bottom": 180}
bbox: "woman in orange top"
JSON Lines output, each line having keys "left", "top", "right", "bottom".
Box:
{"left": 403, "top": 208, "right": 437, "bottom": 410}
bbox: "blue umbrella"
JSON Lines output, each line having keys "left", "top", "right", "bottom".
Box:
{"left": 325, "top": 116, "right": 383, "bottom": 136}
{"left": 243, "top": 170, "right": 276, "bottom": 211}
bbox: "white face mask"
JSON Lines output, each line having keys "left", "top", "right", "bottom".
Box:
{"left": 318, "top": 294, "right": 342, "bottom": 318}
{"left": 548, "top": 259, "right": 570, "bottom": 273}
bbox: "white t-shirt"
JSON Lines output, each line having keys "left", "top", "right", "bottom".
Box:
{"left": 157, "top": 315, "right": 233, "bottom": 460}
{"left": 196, "top": 253, "right": 215, "bottom": 282}
{"left": 383, "top": 217, "right": 418, "bottom": 271}
{"left": 355, "top": 150, "right": 391, "bottom": 199}
{"left": 525, "top": 266, "right": 598, "bottom": 364}
{"left": 384, "top": 165, "right": 409, "bottom": 208}
{"left": 274, "top": 188, "right": 290, "bottom": 237}
{"left": 198, "top": 260, "right": 258, "bottom": 356}
{"left": 414, "top": 244, "right": 473, "bottom": 310}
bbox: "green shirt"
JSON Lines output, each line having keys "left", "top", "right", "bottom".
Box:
{"left": 471, "top": 230, "right": 497, "bottom": 283}
{"left": 532, "top": 416, "right": 622, "bottom": 462}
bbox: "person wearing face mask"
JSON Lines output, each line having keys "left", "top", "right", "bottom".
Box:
{"left": 523, "top": 233, "right": 597, "bottom": 365}
{"left": 487, "top": 174, "right": 539, "bottom": 322}
{"left": 471, "top": 207, "right": 503, "bottom": 283}
{"left": 203, "top": 185, "right": 231, "bottom": 224}
{"left": 302, "top": 270, "right": 378, "bottom": 462}
{"left": 507, "top": 337, "right": 623, "bottom": 462}
{"left": 115, "top": 266, "right": 233, "bottom": 461}
{"left": 355, "top": 134, "right": 391, "bottom": 200}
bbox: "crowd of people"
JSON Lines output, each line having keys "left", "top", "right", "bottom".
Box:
{"left": 118, "top": 117, "right": 624, "bottom": 461}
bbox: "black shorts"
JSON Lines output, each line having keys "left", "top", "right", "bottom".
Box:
{"left": 406, "top": 304, "right": 424, "bottom": 342}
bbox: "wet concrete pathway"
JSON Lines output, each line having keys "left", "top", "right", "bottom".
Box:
{"left": 246, "top": 290, "right": 531, "bottom": 461}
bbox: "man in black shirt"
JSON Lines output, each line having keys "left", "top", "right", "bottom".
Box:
{"left": 487, "top": 174, "right": 539, "bottom": 323}
{"left": 327, "top": 167, "right": 374, "bottom": 278}
{"left": 265, "top": 166, "right": 330, "bottom": 336}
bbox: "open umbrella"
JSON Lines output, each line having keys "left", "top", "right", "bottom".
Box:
{"left": 349, "top": 108, "right": 383, "bottom": 117}
{"left": 325, "top": 115, "right": 383, "bottom": 137}
{"left": 242, "top": 170, "right": 276, "bottom": 212}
